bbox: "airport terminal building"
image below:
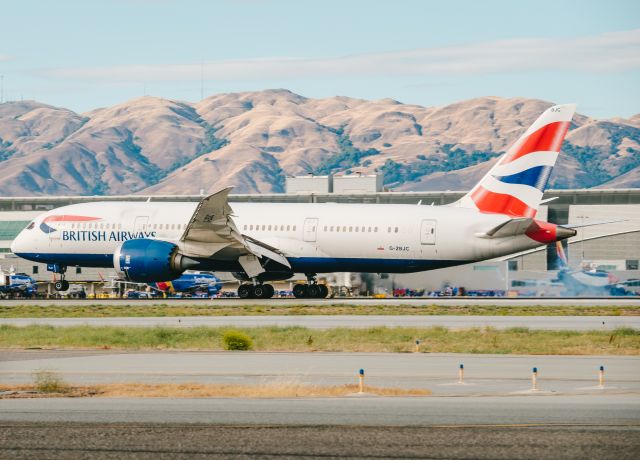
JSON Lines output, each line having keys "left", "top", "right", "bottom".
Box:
{"left": 1, "top": 187, "right": 639, "bottom": 293}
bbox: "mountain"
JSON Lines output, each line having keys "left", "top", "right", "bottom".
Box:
{"left": 0, "top": 91, "right": 638, "bottom": 196}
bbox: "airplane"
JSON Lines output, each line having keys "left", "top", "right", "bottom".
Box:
{"left": 150, "top": 271, "right": 222, "bottom": 297}
{"left": 12, "top": 104, "right": 580, "bottom": 299}
{"left": 553, "top": 241, "right": 634, "bottom": 296}
{"left": 0, "top": 268, "right": 37, "bottom": 298}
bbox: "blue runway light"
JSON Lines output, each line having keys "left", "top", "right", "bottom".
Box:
{"left": 460, "top": 364, "right": 464, "bottom": 369}
{"left": 600, "top": 365, "right": 604, "bottom": 371}
{"left": 533, "top": 367, "right": 538, "bottom": 373}
{"left": 359, "top": 368, "right": 364, "bottom": 376}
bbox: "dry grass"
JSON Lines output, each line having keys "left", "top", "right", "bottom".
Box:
{"left": 1, "top": 303, "right": 638, "bottom": 318}
{"left": 0, "top": 382, "right": 431, "bottom": 398}
{"left": 33, "top": 370, "right": 70, "bottom": 394}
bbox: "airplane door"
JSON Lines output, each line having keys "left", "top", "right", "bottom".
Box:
{"left": 303, "top": 218, "right": 319, "bottom": 242}
{"left": 134, "top": 216, "right": 149, "bottom": 233}
{"left": 420, "top": 219, "right": 437, "bottom": 245}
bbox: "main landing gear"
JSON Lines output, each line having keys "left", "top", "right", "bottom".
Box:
{"left": 53, "top": 265, "right": 69, "bottom": 291}
{"left": 293, "top": 274, "right": 328, "bottom": 299}
{"left": 237, "top": 283, "right": 275, "bottom": 299}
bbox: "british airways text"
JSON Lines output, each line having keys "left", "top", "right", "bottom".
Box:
{"left": 61, "top": 231, "right": 157, "bottom": 242}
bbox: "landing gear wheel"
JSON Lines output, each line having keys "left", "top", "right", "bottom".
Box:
{"left": 263, "top": 284, "right": 275, "bottom": 299}
{"left": 54, "top": 280, "right": 69, "bottom": 292}
{"left": 238, "top": 284, "right": 252, "bottom": 299}
{"left": 318, "top": 284, "right": 329, "bottom": 298}
{"left": 293, "top": 284, "right": 308, "bottom": 298}
{"left": 253, "top": 284, "right": 267, "bottom": 299}
{"left": 307, "top": 284, "right": 321, "bottom": 298}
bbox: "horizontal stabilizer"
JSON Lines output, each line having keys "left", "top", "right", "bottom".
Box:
{"left": 478, "top": 217, "right": 534, "bottom": 239}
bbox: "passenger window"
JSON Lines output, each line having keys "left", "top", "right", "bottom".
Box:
{"left": 262, "top": 225, "right": 266, "bottom": 231}
{"left": 374, "top": 227, "right": 378, "bottom": 232}
{"left": 336, "top": 226, "right": 340, "bottom": 232}
{"left": 395, "top": 227, "right": 398, "bottom": 233}
{"left": 293, "top": 226, "right": 296, "bottom": 231}
{"left": 349, "top": 226, "right": 352, "bottom": 232}
{"left": 368, "top": 226, "right": 371, "bottom": 232}
{"left": 355, "top": 227, "right": 358, "bottom": 232}
{"left": 342, "top": 226, "right": 347, "bottom": 232}
{"left": 286, "top": 225, "right": 290, "bottom": 231}
{"left": 323, "top": 226, "right": 327, "bottom": 231}
{"left": 268, "top": 225, "right": 272, "bottom": 231}
{"left": 330, "top": 226, "right": 334, "bottom": 232}
{"left": 243, "top": 225, "right": 247, "bottom": 230}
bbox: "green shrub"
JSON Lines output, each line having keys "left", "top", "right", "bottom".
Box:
{"left": 33, "top": 370, "right": 69, "bottom": 394}
{"left": 222, "top": 330, "right": 253, "bottom": 350}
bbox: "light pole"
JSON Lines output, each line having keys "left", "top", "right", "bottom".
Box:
{"left": 576, "top": 214, "right": 588, "bottom": 265}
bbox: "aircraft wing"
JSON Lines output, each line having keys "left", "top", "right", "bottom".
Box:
{"left": 178, "top": 188, "right": 291, "bottom": 275}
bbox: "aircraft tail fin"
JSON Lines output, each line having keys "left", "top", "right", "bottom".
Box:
{"left": 556, "top": 241, "right": 569, "bottom": 268}
{"left": 454, "top": 104, "right": 576, "bottom": 218}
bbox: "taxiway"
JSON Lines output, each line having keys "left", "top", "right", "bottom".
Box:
{"left": 1, "top": 297, "right": 639, "bottom": 307}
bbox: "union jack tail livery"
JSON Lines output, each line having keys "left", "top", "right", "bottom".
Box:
{"left": 556, "top": 241, "right": 569, "bottom": 268}
{"left": 456, "top": 104, "right": 576, "bottom": 218}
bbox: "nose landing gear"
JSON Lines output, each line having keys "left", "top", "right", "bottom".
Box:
{"left": 52, "top": 265, "right": 69, "bottom": 292}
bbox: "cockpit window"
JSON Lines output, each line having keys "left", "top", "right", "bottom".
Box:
{"left": 26, "top": 222, "right": 35, "bottom": 230}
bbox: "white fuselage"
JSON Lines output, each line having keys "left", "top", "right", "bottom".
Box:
{"left": 12, "top": 201, "right": 544, "bottom": 274}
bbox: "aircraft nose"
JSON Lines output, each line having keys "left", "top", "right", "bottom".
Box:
{"left": 10, "top": 231, "right": 24, "bottom": 254}
{"left": 11, "top": 227, "right": 31, "bottom": 255}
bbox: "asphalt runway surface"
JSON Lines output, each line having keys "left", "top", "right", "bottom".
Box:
{"left": 2, "top": 314, "right": 638, "bottom": 330}
{"left": 2, "top": 350, "right": 639, "bottom": 458}
{"left": 2, "top": 422, "right": 638, "bottom": 459}
{"left": 2, "top": 350, "right": 639, "bottom": 394}
{"left": 2, "top": 296, "right": 639, "bottom": 307}
{"left": 2, "top": 394, "right": 639, "bottom": 426}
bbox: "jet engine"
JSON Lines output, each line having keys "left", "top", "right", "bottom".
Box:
{"left": 113, "top": 239, "right": 197, "bottom": 282}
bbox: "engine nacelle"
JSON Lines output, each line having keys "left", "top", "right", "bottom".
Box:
{"left": 113, "top": 239, "right": 196, "bottom": 283}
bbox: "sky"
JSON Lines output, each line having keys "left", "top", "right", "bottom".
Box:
{"left": 1, "top": 0, "right": 639, "bottom": 118}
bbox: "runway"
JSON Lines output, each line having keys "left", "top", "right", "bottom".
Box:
{"left": 2, "top": 394, "right": 639, "bottom": 426}
{"left": 2, "top": 421, "right": 638, "bottom": 460}
{"left": 2, "top": 350, "right": 639, "bottom": 394}
{"left": 2, "top": 314, "right": 638, "bottom": 330}
{"left": 2, "top": 350, "right": 639, "bottom": 458}
{"left": 2, "top": 297, "right": 639, "bottom": 307}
